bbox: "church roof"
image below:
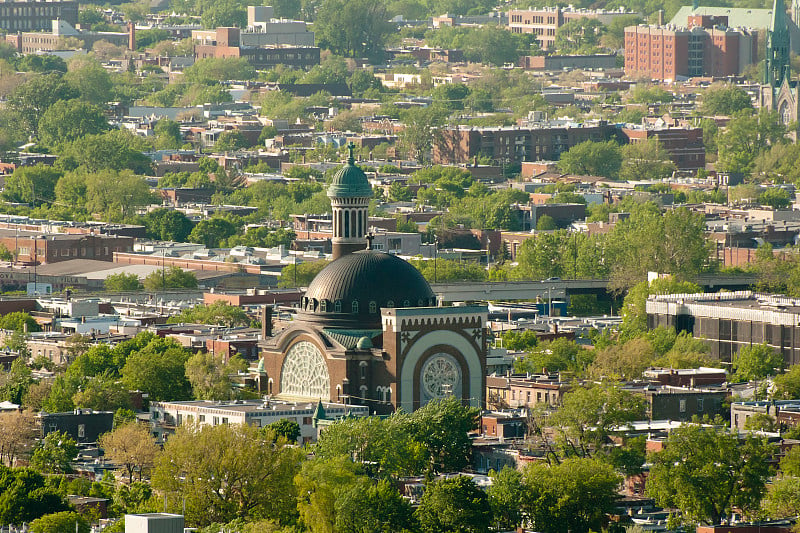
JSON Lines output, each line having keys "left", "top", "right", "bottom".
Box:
{"left": 300, "top": 250, "right": 436, "bottom": 329}
{"left": 327, "top": 143, "right": 372, "bottom": 199}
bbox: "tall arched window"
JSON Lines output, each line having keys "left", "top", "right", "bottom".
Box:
{"left": 351, "top": 300, "right": 359, "bottom": 313}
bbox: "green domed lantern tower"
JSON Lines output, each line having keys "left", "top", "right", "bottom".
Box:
{"left": 328, "top": 143, "right": 372, "bottom": 260}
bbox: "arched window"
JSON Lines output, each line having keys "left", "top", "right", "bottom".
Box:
{"left": 369, "top": 301, "right": 377, "bottom": 314}
{"left": 359, "top": 361, "right": 367, "bottom": 379}
{"left": 386, "top": 388, "right": 391, "bottom": 403}
{"left": 351, "top": 300, "right": 359, "bottom": 313}
{"left": 320, "top": 299, "right": 327, "bottom": 312}
{"left": 344, "top": 210, "right": 350, "bottom": 238}
{"left": 403, "top": 300, "right": 410, "bottom": 307}
{"left": 386, "top": 300, "right": 394, "bottom": 308}
{"left": 334, "top": 300, "right": 342, "bottom": 312}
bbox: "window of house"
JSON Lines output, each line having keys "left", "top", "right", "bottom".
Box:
{"left": 697, "top": 398, "right": 704, "bottom": 411}
{"left": 222, "top": 417, "right": 229, "bottom": 424}
{"left": 78, "top": 424, "right": 85, "bottom": 438}
{"left": 679, "top": 399, "right": 686, "bottom": 413}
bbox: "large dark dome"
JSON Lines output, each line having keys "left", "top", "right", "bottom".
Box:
{"left": 300, "top": 250, "right": 436, "bottom": 328}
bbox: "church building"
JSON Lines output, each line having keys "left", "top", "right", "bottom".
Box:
{"left": 258, "top": 146, "right": 488, "bottom": 414}
{"left": 759, "top": 0, "right": 799, "bottom": 127}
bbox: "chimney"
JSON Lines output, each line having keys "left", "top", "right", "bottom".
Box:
{"left": 261, "top": 305, "right": 273, "bottom": 337}
{"left": 128, "top": 22, "right": 136, "bottom": 51}
{"left": 657, "top": 9, "right": 664, "bottom": 25}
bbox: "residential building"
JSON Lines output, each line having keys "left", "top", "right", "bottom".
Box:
{"left": 149, "top": 399, "right": 368, "bottom": 444}
{"left": 485, "top": 373, "right": 570, "bottom": 409}
{"left": 39, "top": 409, "right": 114, "bottom": 443}
{"left": 518, "top": 53, "right": 618, "bottom": 71}
{"left": 0, "top": 229, "right": 134, "bottom": 265}
{"left": 646, "top": 291, "right": 800, "bottom": 365}
{"left": 626, "top": 384, "right": 729, "bottom": 421}
{"left": 642, "top": 367, "right": 727, "bottom": 387}
{"left": 621, "top": 124, "right": 705, "bottom": 171}
{"left": 509, "top": 6, "right": 637, "bottom": 50}
{"left": 433, "top": 120, "right": 622, "bottom": 165}
{"left": 5, "top": 19, "right": 131, "bottom": 54}
{"left": 193, "top": 27, "right": 319, "bottom": 69}
{"left": 0, "top": 0, "right": 77, "bottom": 32}
{"left": 624, "top": 19, "right": 758, "bottom": 81}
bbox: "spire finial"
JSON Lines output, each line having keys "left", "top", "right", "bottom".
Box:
{"left": 347, "top": 142, "right": 356, "bottom": 165}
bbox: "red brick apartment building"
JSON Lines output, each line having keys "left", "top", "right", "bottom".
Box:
{"left": 621, "top": 125, "right": 705, "bottom": 170}
{"left": 0, "top": 230, "right": 133, "bottom": 264}
{"left": 624, "top": 16, "right": 758, "bottom": 80}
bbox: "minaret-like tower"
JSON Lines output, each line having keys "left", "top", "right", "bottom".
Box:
{"left": 328, "top": 143, "right": 372, "bottom": 260}
{"left": 765, "top": 0, "right": 791, "bottom": 87}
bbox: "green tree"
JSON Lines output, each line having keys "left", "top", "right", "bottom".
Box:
{"left": 142, "top": 266, "right": 198, "bottom": 290}
{"left": 225, "top": 227, "right": 296, "bottom": 249}
{"left": 58, "top": 130, "right": 153, "bottom": 174}
{"left": 589, "top": 337, "right": 656, "bottom": 380}
{"left": 120, "top": 337, "right": 192, "bottom": 401}
{"left": 0, "top": 466, "right": 69, "bottom": 524}
{"left": 334, "top": 479, "right": 415, "bottom": 533}
{"left": 72, "top": 373, "right": 133, "bottom": 412}
{"left": 0, "top": 311, "right": 41, "bottom": 332}
{"left": 774, "top": 364, "right": 800, "bottom": 399}
{"left": 716, "top": 109, "right": 785, "bottom": 175}
{"left": 500, "top": 329, "right": 538, "bottom": 351}
{"left": 557, "top": 140, "right": 622, "bottom": 179}
{"left": 606, "top": 206, "right": 711, "bottom": 291}
{"left": 64, "top": 55, "right": 112, "bottom": 105}
{"left": 168, "top": 301, "right": 249, "bottom": 327}
{"left": 315, "top": 0, "right": 393, "bottom": 59}
{"left": 487, "top": 467, "right": 524, "bottom": 531}
{"left": 200, "top": 0, "right": 247, "bottom": 28}
{"left": 6, "top": 73, "right": 78, "bottom": 135}
{"left": 84, "top": 169, "right": 155, "bottom": 220}
{"left": 30, "top": 431, "right": 78, "bottom": 474}
{"left": 620, "top": 278, "right": 702, "bottom": 338}
{"left": 185, "top": 352, "right": 246, "bottom": 401}
{"left": 411, "top": 397, "right": 480, "bottom": 474}
{"left": 514, "top": 338, "right": 590, "bottom": 374}
{"left": 536, "top": 214, "right": 557, "bottom": 230}
{"left": 30, "top": 511, "right": 89, "bottom": 533}
{"left": 546, "top": 383, "right": 645, "bottom": 459}
{"left": 278, "top": 260, "right": 328, "bottom": 288}
{"left": 732, "top": 343, "right": 784, "bottom": 382}
{"left": 619, "top": 138, "right": 677, "bottom": 181}
{"left": 267, "top": 419, "right": 301, "bottom": 443}
{"left": 188, "top": 217, "right": 240, "bottom": 248}
{"left": 647, "top": 424, "right": 772, "bottom": 524}
{"left": 1, "top": 164, "right": 62, "bottom": 205}
{"left": 759, "top": 187, "right": 792, "bottom": 209}
{"left": 701, "top": 84, "right": 754, "bottom": 116}
{"left": 0, "top": 358, "right": 33, "bottom": 405}
{"left": 762, "top": 475, "right": 800, "bottom": 519}
{"left": 521, "top": 457, "right": 621, "bottom": 533}
{"left": 416, "top": 475, "right": 492, "bottom": 533}
{"left": 554, "top": 17, "right": 604, "bottom": 54}
{"left": 104, "top": 273, "right": 142, "bottom": 292}
{"left": 314, "top": 413, "right": 427, "bottom": 478}
{"left": 152, "top": 423, "right": 301, "bottom": 526}
{"left": 215, "top": 130, "right": 249, "bottom": 151}
{"left": 154, "top": 119, "right": 183, "bottom": 150}
{"left": 98, "top": 422, "right": 160, "bottom": 483}
{"left": 400, "top": 106, "right": 446, "bottom": 164}
{"left": 140, "top": 208, "right": 195, "bottom": 242}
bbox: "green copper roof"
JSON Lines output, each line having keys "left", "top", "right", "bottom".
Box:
{"left": 327, "top": 143, "right": 372, "bottom": 199}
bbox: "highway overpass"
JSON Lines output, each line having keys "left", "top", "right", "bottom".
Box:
{"left": 430, "top": 274, "right": 759, "bottom": 303}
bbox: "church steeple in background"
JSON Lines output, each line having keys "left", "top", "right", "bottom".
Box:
{"left": 766, "top": 0, "right": 792, "bottom": 86}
